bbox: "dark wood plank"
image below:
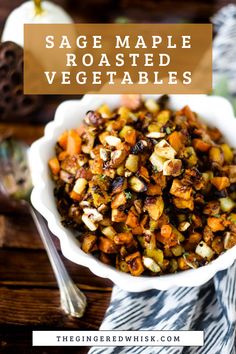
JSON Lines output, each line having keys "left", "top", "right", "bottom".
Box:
{"left": 0, "top": 194, "right": 28, "bottom": 214}
{"left": 0, "top": 213, "right": 44, "bottom": 249}
{"left": 0, "top": 328, "right": 89, "bottom": 354}
{"left": 0, "top": 213, "right": 61, "bottom": 250}
{"left": 0, "top": 249, "right": 113, "bottom": 290}
{"left": 0, "top": 287, "right": 110, "bottom": 328}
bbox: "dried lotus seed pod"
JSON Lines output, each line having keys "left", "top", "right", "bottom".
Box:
{"left": 0, "top": 41, "right": 41, "bottom": 121}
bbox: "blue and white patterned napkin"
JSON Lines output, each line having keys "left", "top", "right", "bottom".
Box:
{"left": 90, "top": 262, "right": 236, "bottom": 354}
{"left": 89, "top": 6, "right": 236, "bottom": 354}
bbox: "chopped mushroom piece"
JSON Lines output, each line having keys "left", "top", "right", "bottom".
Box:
{"left": 81, "top": 214, "right": 97, "bottom": 231}
{"left": 111, "top": 177, "right": 127, "bottom": 195}
{"left": 83, "top": 208, "right": 103, "bottom": 222}
{"left": 105, "top": 135, "right": 121, "bottom": 147}
{"left": 149, "top": 152, "right": 165, "bottom": 172}
{"left": 195, "top": 241, "right": 214, "bottom": 260}
{"left": 110, "top": 150, "right": 127, "bottom": 168}
{"left": 100, "top": 148, "right": 110, "bottom": 161}
{"left": 146, "top": 132, "right": 166, "bottom": 139}
{"left": 155, "top": 139, "right": 177, "bottom": 159}
{"left": 163, "top": 159, "right": 182, "bottom": 176}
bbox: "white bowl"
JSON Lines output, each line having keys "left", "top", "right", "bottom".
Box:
{"left": 29, "top": 94, "right": 236, "bottom": 292}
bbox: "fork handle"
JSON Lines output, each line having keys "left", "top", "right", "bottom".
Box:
{"left": 29, "top": 205, "right": 87, "bottom": 318}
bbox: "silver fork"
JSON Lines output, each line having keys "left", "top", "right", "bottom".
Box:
{"left": 0, "top": 137, "right": 87, "bottom": 317}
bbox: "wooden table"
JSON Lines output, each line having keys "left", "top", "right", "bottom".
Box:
{"left": 0, "top": 0, "right": 227, "bottom": 353}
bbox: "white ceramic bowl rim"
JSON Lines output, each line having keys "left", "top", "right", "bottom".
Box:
{"left": 29, "top": 94, "right": 236, "bottom": 292}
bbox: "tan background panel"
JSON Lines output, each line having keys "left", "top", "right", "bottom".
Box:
{"left": 24, "top": 24, "right": 212, "bottom": 94}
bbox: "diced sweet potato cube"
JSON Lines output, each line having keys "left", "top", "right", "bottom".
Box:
{"left": 147, "top": 184, "right": 162, "bottom": 196}
{"left": 157, "top": 227, "right": 178, "bottom": 247}
{"left": 126, "top": 210, "right": 139, "bottom": 228}
{"left": 132, "top": 226, "right": 143, "bottom": 235}
{"left": 111, "top": 192, "right": 126, "bottom": 209}
{"left": 168, "top": 131, "right": 184, "bottom": 152}
{"left": 76, "top": 124, "right": 86, "bottom": 137}
{"left": 70, "top": 190, "right": 82, "bottom": 201}
{"left": 170, "top": 179, "right": 192, "bottom": 200}
{"left": 207, "top": 217, "right": 225, "bottom": 232}
{"left": 98, "top": 237, "right": 117, "bottom": 254}
{"left": 67, "top": 130, "right": 82, "bottom": 155}
{"left": 161, "top": 224, "right": 172, "bottom": 238}
{"left": 81, "top": 234, "right": 97, "bottom": 253}
{"left": 58, "top": 151, "right": 68, "bottom": 161}
{"left": 124, "top": 129, "right": 137, "bottom": 146}
{"left": 125, "top": 251, "right": 144, "bottom": 276}
{"left": 192, "top": 139, "right": 211, "bottom": 152}
{"left": 191, "top": 214, "right": 202, "bottom": 228}
{"left": 58, "top": 131, "right": 68, "bottom": 150}
{"left": 188, "top": 232, "right": 202, "bottom": 244}
{"left": 48, "top": 157, "right": 60, "bottom": 175}
{"left": 114, "top": 232, "right": 133, "bottom": 245}
{"left": 182, "top": 105, "right": 196, "bottom": 122}
{"left": 209, "top": 147, "right": 224, "bottom": 165}
{"left": 139, "top": 166, "right": 150, "bottom": 182}
{"left": 207, "top": 127, "right": 221, "bottom": 142}
{"left": 89, "top": 157, "right": 103, "bottom": 175}
{"left": 173, "top": 197, "right": 194, "bottom": 210}
{"left": 99, "top": 252, "right": 112, "bottom": 265}
{"left": 211, "top": 177, "right": 230, "bottom": 191}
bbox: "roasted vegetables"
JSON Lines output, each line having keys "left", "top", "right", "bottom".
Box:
{"left": 49, "top": 95, "right": 236, "bottom": 276}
